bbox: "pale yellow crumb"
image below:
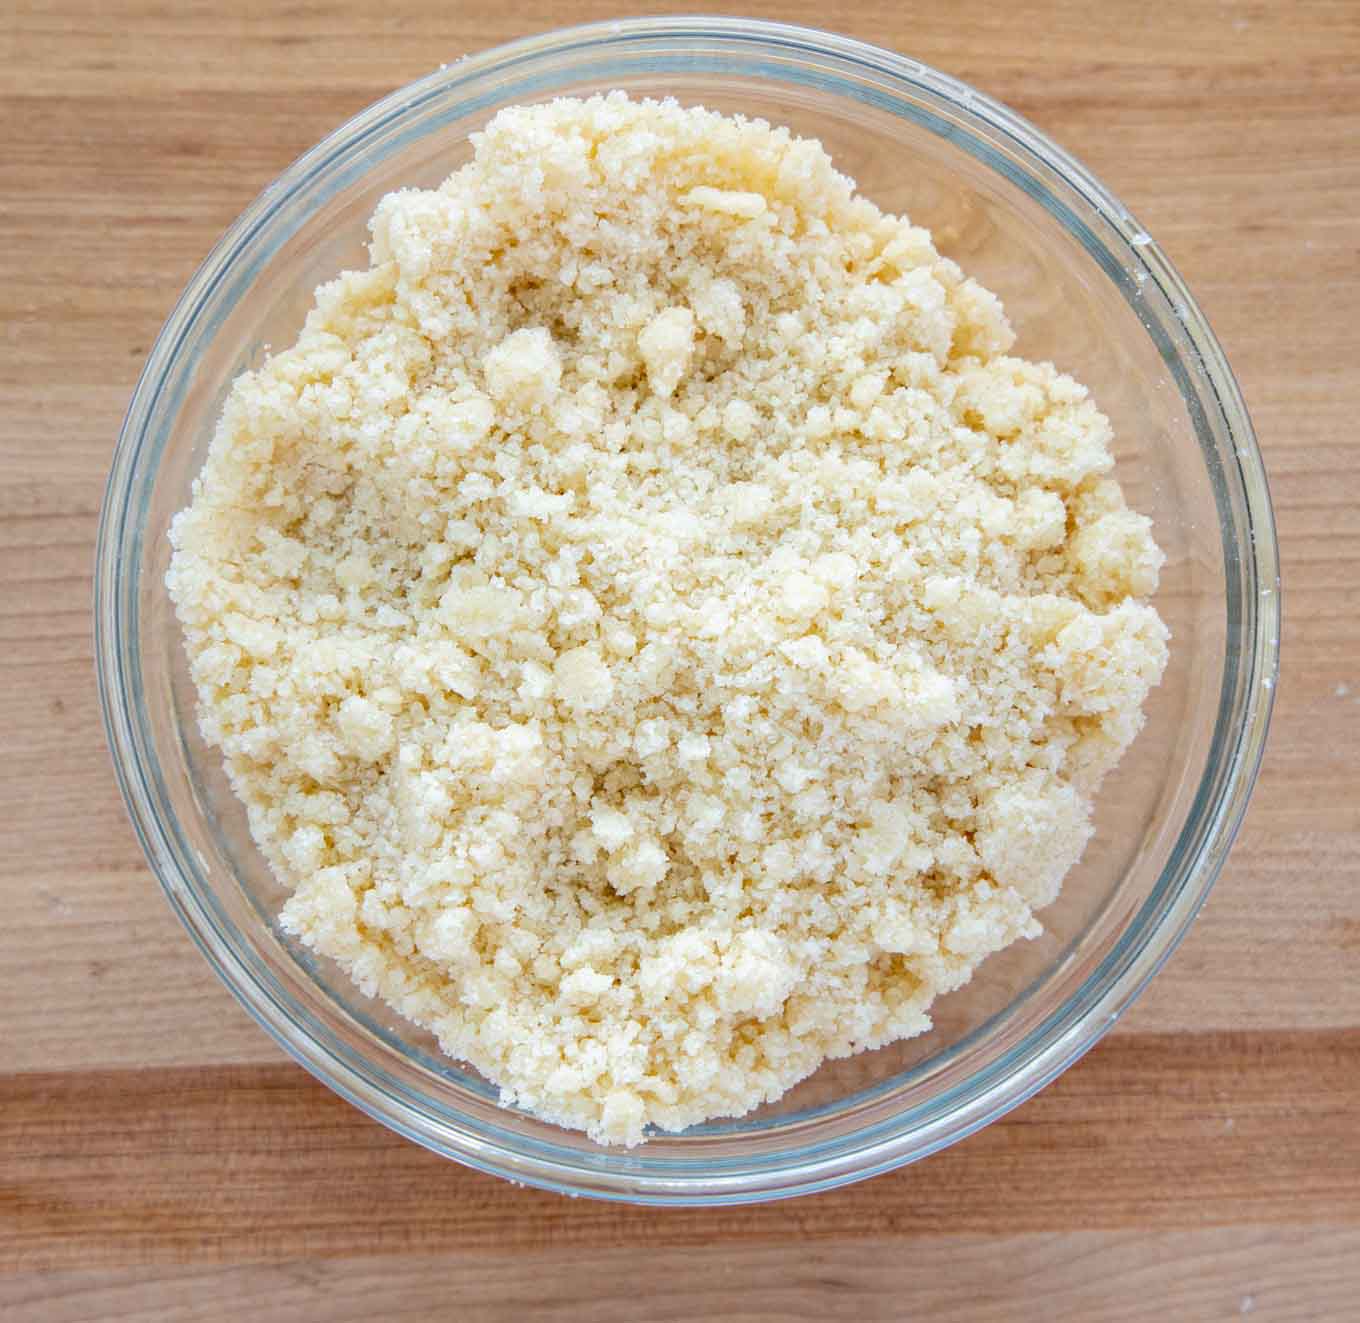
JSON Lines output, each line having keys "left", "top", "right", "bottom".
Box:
{"left": 167, "top": 93, "right": 1168, "bottom": 1147}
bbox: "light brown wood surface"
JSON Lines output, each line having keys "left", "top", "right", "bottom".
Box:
{"left": 2, "top": 1, "right": 1357, "bottom": 1318}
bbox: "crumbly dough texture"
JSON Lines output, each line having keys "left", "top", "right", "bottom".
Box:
{"left": 168, "top": 94, "right": 1168, "bottom": 1145}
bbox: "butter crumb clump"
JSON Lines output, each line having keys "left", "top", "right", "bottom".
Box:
{"left": 167, "top": 94, "right": 1168, "bottom": 1146}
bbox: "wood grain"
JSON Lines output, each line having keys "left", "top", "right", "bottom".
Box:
{"left": 2, "top": 0, "right": 1358, "bottom": 1317}
{"left": 5, "top": 1228, "right": 1360, "bottom": 1323}
{"left": 5, "top": 1033, "right": 1359, "bottom": 1272}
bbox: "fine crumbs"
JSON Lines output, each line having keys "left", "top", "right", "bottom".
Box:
{"left": 168, "top": 94, "right": 1168, "bottom": 1145}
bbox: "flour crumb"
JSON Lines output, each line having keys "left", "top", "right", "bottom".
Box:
{"left": 168, "top": 94, "right": 1168, "bottom": 1146}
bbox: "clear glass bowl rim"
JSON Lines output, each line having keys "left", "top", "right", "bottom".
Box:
{"left": 94, "top": 15, "right": 1281, "bottom": 1205}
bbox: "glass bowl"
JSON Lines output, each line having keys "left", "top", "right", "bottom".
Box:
{"left": 94, "top": 17, "right": 1279, "bottom": 1204}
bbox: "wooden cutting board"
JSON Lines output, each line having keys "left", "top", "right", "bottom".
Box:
{"left": 3, "top": 1, "right": 1357, "bottom": 1318}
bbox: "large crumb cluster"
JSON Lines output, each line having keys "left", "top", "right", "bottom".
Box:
{"left": 168, "top": 94, "right": 1168, "bottom": 1145}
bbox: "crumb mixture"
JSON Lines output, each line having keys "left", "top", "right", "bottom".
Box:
{"left": 167, "top": 94, "right": 1168, "bottom": 1145}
